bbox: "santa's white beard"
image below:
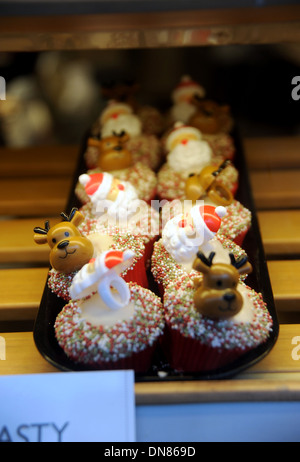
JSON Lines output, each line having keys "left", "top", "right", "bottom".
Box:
{"left": 93, "top": 181, "right": 139, "bottom": 226}
{"left": 162, "top": 215, "right": 205, "bottom": 263}
{"left": 101, "top": 114, "right": 142, "bottom": 138}
{"left": 167, "top": 139, "right": 212, "bottom": 175}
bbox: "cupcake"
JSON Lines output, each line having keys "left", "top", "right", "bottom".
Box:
{"left": 54, "top": 250, "right": 164, "bottom": 372}
{"left": 33, "top": 207, "right": 148, "bottom": 301}
{"left": 161, "top": 160, "right": 251, "bottom": 246}
{"left": 162, "top": 252, "right": 273, "bottom": 373}
{"left": 76, "top": 163, "right": 157, "bottom": 206}
{"left": 151, "top": 204, "right": 249, "bottom": 292}
{"left": 87, "top": 100, "right": 163, "bottom": 170}
{"left": 157, "top": 122, "right": 238, "bottom": 201}
{"left": 76, "top": 171, "right": 160, "bottom": 264}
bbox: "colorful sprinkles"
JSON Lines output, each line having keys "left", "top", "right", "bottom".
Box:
{"left": 54, "top": 282, "right": 164, "bottom": 365}
{"left": 163, "top": 274, "right": 273, "bottom": 351}
{"left": 151, "top": 235, "right": 248, "bottom": 288}
{"left": 157, "top": 162, "right": 238, "bottom": 201}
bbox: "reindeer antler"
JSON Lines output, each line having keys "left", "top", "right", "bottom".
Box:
{"left": 60, "top": 208, "right": 78, "bottom": 222}
{"left": 112, "top": 130, "right": 126, "bottom": 138}
{"left": 212, "top": 159, "right": 231, "bottom": 178}
{"left": 33, "top": 220, "right": 50, "bottom": 235}
{"left": 229, "top": 253, "right": 249, "bottom": 269}
{"left": 196, "top": 251, "right": 216, "bottom": 267}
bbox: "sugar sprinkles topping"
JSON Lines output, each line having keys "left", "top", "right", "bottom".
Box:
{"left": 151, "top": 235, "right": 248, "bottom": 287}
{"left": 163, "top": 274, "right": 273, "bottom": 351}
{"left": 54, "top": 282, "right": 164, "bottom": 365}
{"left": 48, "top": 269, "right": 77, "bottom": 300}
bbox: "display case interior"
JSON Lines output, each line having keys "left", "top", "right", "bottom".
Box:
{"left": 0, "top": 37, "right": 300, "bottom": 391}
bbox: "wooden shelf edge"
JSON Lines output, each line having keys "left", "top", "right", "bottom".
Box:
{"left": 0, "top": 6, "right": 300, "bottom": 51}
{"left": 135, "top": 377, "right": 300, "bottom": 404}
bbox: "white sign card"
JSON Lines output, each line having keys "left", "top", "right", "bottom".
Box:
{"left": 0, "top": 370, "right": 136, "bottom": 442}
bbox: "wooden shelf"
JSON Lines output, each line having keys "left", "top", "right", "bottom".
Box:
{"left": 0, "top": 5, "right": 299, "bottom": 51}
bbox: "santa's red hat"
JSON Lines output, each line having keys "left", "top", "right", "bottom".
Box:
{"left": 190, "top": 204, "right": 227, "bottom": 242}
{"left": 79, "top": 172, "right": 113, "bottom": 201}
{"left": 98, "top": 249, "right": 135, "bottom": 274}
{"left": 171, "top": 75, "right": 206, "bottom": 103}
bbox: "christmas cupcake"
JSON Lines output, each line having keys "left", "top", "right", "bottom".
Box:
{"left": 161, "top": 160, "right": 251, "bottom": 246}
{"left": 54, "top": 250, "right": 164, "bottom": 372}
{"left": 86, "top": 100, "right": 163, "bottom": 170}
{"left": 33, "top": 208, "right": 148, "bottom": 301}
{"left": 76, "top": 162, "right": 157, "bottom": 206}
{"left": 76, "top": 171, "right": 160, "bottom": 264}
{"left": 157, "top": 122, "right": 238, "bottom": 201}
{"left": 162, "top": 252, "right": 273, "bottom": 373}
{"left": 151, "top": 204, "right": 249, "bottom": 293}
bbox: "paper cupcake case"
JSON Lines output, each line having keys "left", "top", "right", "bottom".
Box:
{"left": 161, "top": 275, "right": 273, "bottom": 373}
{"left": 54, "top": 282, "right": 165, "bottom": 372}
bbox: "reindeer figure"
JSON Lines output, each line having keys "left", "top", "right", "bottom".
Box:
{"left": 188, "top": 94, "right": 232, "bottom": 134}
{"left": 192, "top": 251, "right": 252, "bottom": 319}
{"left": 185, "top": 159, "right": 233, "bottom": 206}
{"left": 87, "top": 130, "right": 132, "bottom": 171}
{"left": 101, "top": 79, "right": 140, "bottom": 111}
{"left": 33, "top": 208, "right": 94, "bottom": 273}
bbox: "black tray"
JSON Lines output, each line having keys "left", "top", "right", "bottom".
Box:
{"left": 33, "top": 127, "right": 279, "bottom": 381}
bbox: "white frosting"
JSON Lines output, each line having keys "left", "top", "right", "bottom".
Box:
{"left": 180, "top": 238, "right": 232, "bottom": 273}
{"left": 77, "top": 291, "right": 135, "bottom": 327}
{"left": 167, "top": 139, "right": 212, "bottom": 174}
{"left": 87, "top": 233, "right": 114, "bottom": 257}
{"left": 229, "top": 284, "right": 254, "bottom": 325}
{"left": 162, "top": 214, "right": 200, "bottom": 263}
{"left": 101, "top": 113, "right": 142, "bottom": 138}
{"left": 98, "top": 186, "right": 138, "bottom": 218}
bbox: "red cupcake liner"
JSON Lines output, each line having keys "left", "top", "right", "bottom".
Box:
{"left": 162, "top": 324, "right": 249, "bottom": 373}
{"left": 73, "top": 343, "right": 158, "bottom": 373}
{"left": 122, "top": 256, "right": 149, "bottom": 289}
{"left": 232, "top": 227, "right": 250, "bottom": 247}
